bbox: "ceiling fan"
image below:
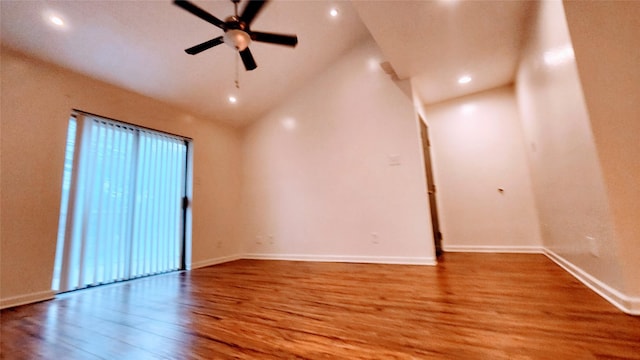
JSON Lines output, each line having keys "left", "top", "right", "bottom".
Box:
{"left": 174, "top": 0, "right": 298, "bottom": 71}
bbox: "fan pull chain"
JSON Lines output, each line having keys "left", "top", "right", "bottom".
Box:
{"left": 233, "top": 0, "right": 240, "bottom": 89}
{"left": 235, "top": 53, "right": 240, "bottom": 89}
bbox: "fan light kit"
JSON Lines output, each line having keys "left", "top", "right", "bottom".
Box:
{"left": 224, "top": 29, "right": 251, "bottom": 51}
{"left": 174, "top": 0, "right": 298, "bottom": 72}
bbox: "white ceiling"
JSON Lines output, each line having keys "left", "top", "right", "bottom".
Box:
{"left": 0, "top": 0, "right": 534, "bottom": 126}
{"left": 354, "top": 0, "right": 534, "bottom": 105}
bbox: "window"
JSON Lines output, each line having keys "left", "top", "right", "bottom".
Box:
{"left": 53, "top": 112, "right": 191, "bottom": 292}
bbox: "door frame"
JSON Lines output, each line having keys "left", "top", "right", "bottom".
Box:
{"left": 418, "top": 117, "right": 443, "bottom": 257}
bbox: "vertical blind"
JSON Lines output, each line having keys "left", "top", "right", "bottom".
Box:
{"left": 53, "top": 114, "right": 188, "bottom": 292}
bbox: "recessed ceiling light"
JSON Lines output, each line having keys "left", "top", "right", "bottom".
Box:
{"left": 43, "top": 11, "right": 68, "bottom": 30}
{"left": 458, "top": 75, "right": 472, "bottom": 84}
{"left": 329, "top": 8, "right": 338, "bottom": 17}
{"left": 49, "top": 15, "right": 64, "bottom": 27}
{"left": 228, "top": 96, "right": 237, "bottom": 104}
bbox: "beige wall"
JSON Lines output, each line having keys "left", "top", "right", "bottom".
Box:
{"left": 241, "top": 39, "right": 435, "bottom": 262}
{"left": 515, "top": 1, "right": 625, "bottom": 292}
{"left": 0, "top": 48, "right": 242, "bottom": 306}
{"left": 563, "top": 0, "right": 640, "bottom": 299}
{"left": 422, "top": 86, "right": 541, "bottom": 250}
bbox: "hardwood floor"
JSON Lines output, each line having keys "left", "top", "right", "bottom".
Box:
{"left": 1, "top": 253, "right": 639, "bottom": 359}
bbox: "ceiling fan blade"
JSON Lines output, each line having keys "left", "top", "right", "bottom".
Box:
{"left": 174, "top": 0, "right": 226, "bottom": 30}
{"left": 185, "top": 36, "right": 224, "bottom": 55}
{"left": 239, "top": 48, "right": 257, "bottom": 71}
{"left": 251, "top": 31, "right": 298, "bottom": 47}
{"left": 240, "top": 0, "right": 268, "bottom": 26}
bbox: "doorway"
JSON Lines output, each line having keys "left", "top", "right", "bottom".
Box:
{"left": 419, "top": 117, "right": 443, "bottom": 257}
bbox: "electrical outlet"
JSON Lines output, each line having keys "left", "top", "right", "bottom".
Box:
{"left": 268, "top": 235, "right": 274, "bottom": 245}
{"left": 371, "top": 232, "right": 379, "bottom": 245}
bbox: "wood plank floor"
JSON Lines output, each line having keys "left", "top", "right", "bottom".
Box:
{"left": 1, "top": 253, "right": 639, "bottom": 359}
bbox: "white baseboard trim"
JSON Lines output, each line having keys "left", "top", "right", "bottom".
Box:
{"left": 190, "top": 254, "right": 243, "bottom": 269}
{"left": 543, "top": 248, "right": 640, "bottom": 316}
{"left": 443, "top": 245, "right": 544, "bottom": 253}
{"left": 243, "top": 253, "right": 437, "bottom": 265}
{"left": 0, "top": 290, "right": 56, "bottom": 310}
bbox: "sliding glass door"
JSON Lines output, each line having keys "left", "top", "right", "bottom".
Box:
{"left": 53, "top": 113, "right": 189, "bottom": 292}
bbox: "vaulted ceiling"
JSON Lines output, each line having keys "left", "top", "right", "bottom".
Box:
{"left": 0, "top": 0, "right": 534, "bottom": 126}
{"left": 354, "top": 0, "right": 534, "bottom": 104}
